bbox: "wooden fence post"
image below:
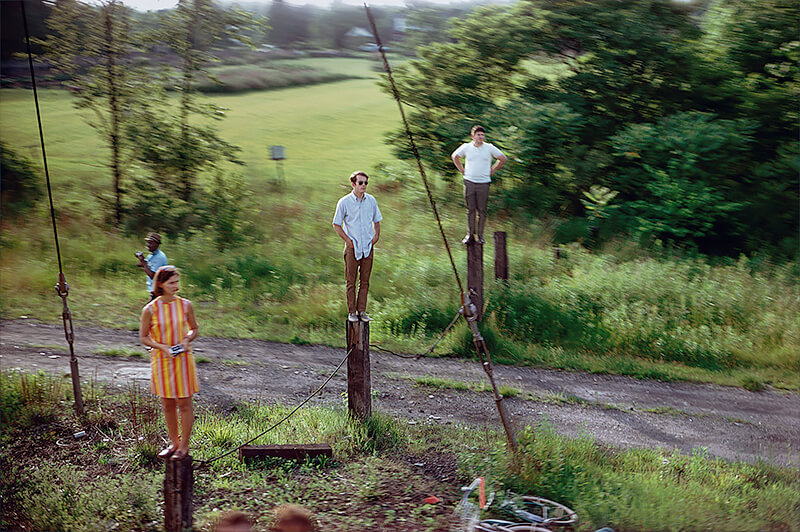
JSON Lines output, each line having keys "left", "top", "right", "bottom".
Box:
{"left": 493, "top": 231, "right": 508, "bottom": 281}
{"left": 466, "top": 240, "right": 484, "bottom": 320}
{"left": 164, "top": 456, "right": 193, "bottom": 532}
{"left": 346, "top": 320, "right": 371, "bottom": 420}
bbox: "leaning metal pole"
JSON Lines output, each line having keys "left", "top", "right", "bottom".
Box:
{"left": 22, "top": 0, "right": 85, "bottom": 417}
{"left": 461, "top": 292, "right": 518, "bottom": 450}
{"left": 363, "top": 3, "right": 517, "bottom": 451}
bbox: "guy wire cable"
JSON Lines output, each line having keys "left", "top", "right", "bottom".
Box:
{"left": 363, "top": 3, "right": 464, "bottom": 297}
{"left": 196, "top": 348, "right": 353, "bottom": 468}
{"left": 22, "top": 0, "right": 85, "bottom": 416}
{"left": 363, "top": 6, "right": 518, "bottom": 450}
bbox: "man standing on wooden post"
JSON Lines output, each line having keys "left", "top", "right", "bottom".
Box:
{"left": 451, "top": 125, "right": 507, "bottom": 244}
{"left": 333, "top": 171, "right": 383, "bottom": 322}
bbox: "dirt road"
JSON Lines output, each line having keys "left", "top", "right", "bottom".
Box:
{"left": 2, "top": 319, "right": 798, "bottom": 466}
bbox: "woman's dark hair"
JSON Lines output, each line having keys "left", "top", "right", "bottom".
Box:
{"left": 153, "top": 266, "right": 178, "bottom": 297}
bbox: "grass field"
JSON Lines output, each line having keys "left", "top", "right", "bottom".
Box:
{"left": 2, "top": 56, "right": 799, "bottom": 391}
{"left": 1, "top": 371, "right": 798, "bottom": 531}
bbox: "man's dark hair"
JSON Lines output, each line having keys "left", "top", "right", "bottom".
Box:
{"left": 471, "top": 125, "right": 485, "bottom": 135}
{"left": 349, "top": 171, "right": 368, "bottom": 184}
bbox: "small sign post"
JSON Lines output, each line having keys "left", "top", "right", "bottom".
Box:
{"left": 270, "top": 145, "right": 286, "bottom": 183}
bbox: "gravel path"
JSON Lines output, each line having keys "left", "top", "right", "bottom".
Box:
{"left": 2, "top": 318, "right": 798, "bottom": 466}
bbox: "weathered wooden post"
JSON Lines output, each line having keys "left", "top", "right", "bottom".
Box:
{"left": 466, "top": 240, "right": 484, "bottom": 320}
{"left": 346, "top": 320, "right": 371, "bottom": 419}
{"left": 493, "top": 231, "right": 508, "bottom": 281}
{"left": 164, "top": 456, "right": 193, "bottom": 532}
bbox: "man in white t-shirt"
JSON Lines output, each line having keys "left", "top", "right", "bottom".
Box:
{"left": 451, "top": 125, "right": 507, "bottom": 244}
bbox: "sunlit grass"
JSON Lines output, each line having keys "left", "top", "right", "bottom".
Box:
{"left": 3, "top": 370, "right": 798, "bottom": 531}
{"left": 2, "top": 56, "right": 799, "bottom": 390}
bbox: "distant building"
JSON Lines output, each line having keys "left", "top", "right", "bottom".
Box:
{"left": 345, "top": 26, "right": 372, "bottom": 49}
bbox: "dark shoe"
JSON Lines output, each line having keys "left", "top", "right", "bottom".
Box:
{"left": 477, "top": 236, "right": 485, "bottom": 244}
{"left": 359, "top": 312, "right": 372, "bottom": 322}
{"left": 348, "top": 313, "right": 359, "bottom": 322}
{"left": 158, "top": 446, "right": 176, "bottom": 460}
{"left": 170, "top": 448, "right": 189, "bottom": 461}
{"left": 462, "top": 234, "right": 474, "bottom": 245}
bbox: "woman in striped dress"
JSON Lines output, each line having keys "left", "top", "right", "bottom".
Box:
{"left": 139, "top": 265, "right": 199, "bottom": 461}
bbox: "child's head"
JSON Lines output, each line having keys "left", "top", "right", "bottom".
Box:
{"left": 269, "top": 504, "right": 315, "bottom": 532}
{"left": 214, "top": 511, "right": 252, "bottom": 532}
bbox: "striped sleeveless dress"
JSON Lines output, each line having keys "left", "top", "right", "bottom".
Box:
{"left": 146, "top": 296, "right": 199, "bottom": 398}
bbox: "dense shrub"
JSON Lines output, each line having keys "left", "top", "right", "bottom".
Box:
{"left": 1, "top": 142, "right": 43, "bottom": 218}
{"left": 196, "top": 66, "right": 359, "bottom": 93}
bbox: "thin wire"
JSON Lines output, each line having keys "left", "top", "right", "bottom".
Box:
{"left": 369, "top": 308, "right": 462, "bottom": 360}
{"left": 363, "top": 3, "right": 464, "bottom": 296}
{"left": 196, "top": 348, "right": 352, "bottom": 467}
{"left": 21, "top": 0, "right": 64, "bottom": 275}
{"left": 369, "top": 344, "right": 418, "bottom": 359}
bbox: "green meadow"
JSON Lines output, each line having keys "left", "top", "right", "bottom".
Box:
{"left": 2, "top": 370, "right": 799, "bottom": 531}
{"left": 1, "top": 56, "right": 798, "bottom": 391}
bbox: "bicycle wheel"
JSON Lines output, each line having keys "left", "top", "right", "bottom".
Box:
{"left": 474, "top": 520, "right": 516, "bottom": 532}
{"left": 504, "top": 525, "right": 553, "bottom": 532}
{"left": 519, "top": 496, "right": 578, "bottom": 526}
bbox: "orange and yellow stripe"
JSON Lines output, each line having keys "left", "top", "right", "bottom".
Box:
{"left": 147, "top": 296, "right": 199, "bottom": 398}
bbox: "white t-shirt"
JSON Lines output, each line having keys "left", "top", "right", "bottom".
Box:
{"left": 452, "top": 141, "right": 505, "bottom": 183}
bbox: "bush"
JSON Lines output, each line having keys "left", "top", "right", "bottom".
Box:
{"left": 1, "top": 142, "right": 43, "bottom": 217}
{"left": 196, "top": 66, "right": 359, "bottom": 93}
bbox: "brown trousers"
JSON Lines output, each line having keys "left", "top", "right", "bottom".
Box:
{"left": 344, "top": 247, "right": 374, "bottom": 313}
{"left": 464, "top": 180, "right": 490, "bottom": 237}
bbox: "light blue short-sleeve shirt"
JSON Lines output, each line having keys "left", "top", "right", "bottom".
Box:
{"left": 332, "top": 192, "right": 383, "bottom": 259}
{"left": 145, "top": 249, "right": 168, "bottom": 292}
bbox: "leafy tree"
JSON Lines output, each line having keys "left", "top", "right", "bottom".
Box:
{"left": 127, "top": 0, "right": 250, "bottom": 207}
{"left": 610, "top": 112, "right": 753, "bottom": 248}
{"left": 202, "top": 173, "right": 257, "bottom": 251}
{"left": 268, "top": 0, "right": 309, "bottom": 47}
{"left": 1, "top": 0, "right": 52, "bottom": 61}
{"left": 40, "top": 0, "right": 138, "bottom": 227}
{"left": 698, "top": 0, "right": 799, "bottom": 255}
{"left": 383, "top": 0, "right": 798, "bottom": 255}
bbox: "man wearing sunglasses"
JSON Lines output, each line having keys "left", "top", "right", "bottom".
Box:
{"left": 333, "top": 171, "right": 383, "bottom": 322}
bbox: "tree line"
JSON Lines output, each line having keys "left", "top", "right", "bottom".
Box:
{"left": 2, "top": 0, "right": 260, "bottom": 250}
{"left": 384, "top": 0, "right": 798, "bottom": 258}
{"left": 3, "top": 0, "right": 796, "bottom": 258}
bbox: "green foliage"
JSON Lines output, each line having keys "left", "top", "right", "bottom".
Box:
{"left": 15, "top": 464, "right": 159, "bottom": 532}
{"left": 0, "top": 371, "right": 69, "bottom": 429}
{"left": 2, "top": 369, "right": 798, "bottom": 531}
{"left": 463, "top": 424, "right": 800, "bottom": 531}
{"left": 201, "top": 173, "right": 258, "bottom": 251}
{"left": 580, "top": 186, "right": 618, "bottom": 221}
{"left": 198, "top": 65, "right": 357, "bottom": 93}
{"left": 0, "top": 142, "right": 43, "bottom": 217}
{"left": 39, "top": 0, "right": 139, "bottom": 226}
{"left": 610, "top": 112, "right": 752, "bottom": 246}
{"left": 385, "top": 0, "right": 798, "bottom": 256}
